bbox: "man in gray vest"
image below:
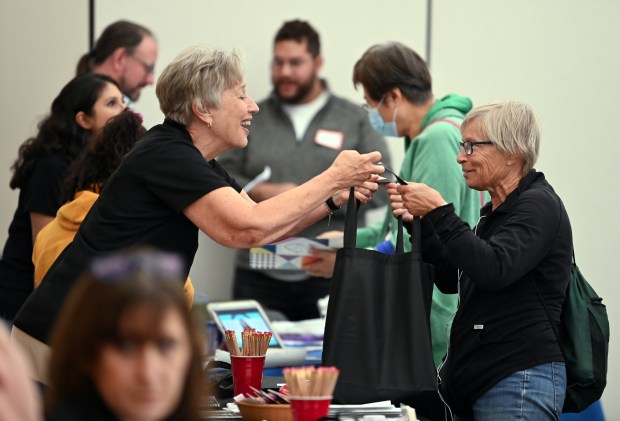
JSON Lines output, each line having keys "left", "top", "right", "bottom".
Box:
{"left": 218, "top": 19, "right": 391, "bottom": 320}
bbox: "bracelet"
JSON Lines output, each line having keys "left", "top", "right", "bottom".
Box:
{"left": 325, "top": 197, "right": 340, "bottom": 213}
{"left": 325, "top": 197, "right": 340, "bottom": 227}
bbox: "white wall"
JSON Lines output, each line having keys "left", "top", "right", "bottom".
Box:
{"left": 0, "top": 0, "right": 88, "bottom": 248}
{"left": 1, "top": 0, "right": 618, "bottom": 416}
{"left": 432, "top": 1, "right": 619, "bottom": 416}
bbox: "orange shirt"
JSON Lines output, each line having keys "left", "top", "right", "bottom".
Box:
{"left": 32, "top": 190, "right": 195, "bottom": 307}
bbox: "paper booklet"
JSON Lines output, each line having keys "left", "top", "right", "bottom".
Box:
{"left": 249, "top": 237, "right": 343, "bottom": 270}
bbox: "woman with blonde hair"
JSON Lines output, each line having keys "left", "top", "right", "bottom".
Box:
{"left": 14, "top": 46, "right": 382, "bottom": 375}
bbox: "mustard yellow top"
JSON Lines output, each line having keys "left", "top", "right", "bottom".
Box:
{"left": 32, "top": 190, "right": 195, "bottom": 308}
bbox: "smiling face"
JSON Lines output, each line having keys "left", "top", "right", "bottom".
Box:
{"left": 76, "top": 82, "right": 126, "bottom": 133}
{"left": 208, "top": 82, "right": 259, "bottom": 151}
{"left": 91, "top": 306, "right": 191, "bottom": 421}
{"left": 458, "top": 118, "right": 512, "bottom": 192}
{"left": 271, "top": 39, "right": 322, "bottom": 104}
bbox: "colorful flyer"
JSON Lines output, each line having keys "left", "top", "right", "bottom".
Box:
{"left": 250, "top": 237, "right": 343, "bottom": 270}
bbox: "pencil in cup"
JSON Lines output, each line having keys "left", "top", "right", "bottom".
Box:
{"left": 225, "top": 329, "right": 272, "bottom": 356}
{"left": 283, "top": 366, "right": 339, "bottom": 397}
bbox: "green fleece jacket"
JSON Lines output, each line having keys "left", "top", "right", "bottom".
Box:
{"left": 357, "top": 94, "right": 487, "bottom": 367}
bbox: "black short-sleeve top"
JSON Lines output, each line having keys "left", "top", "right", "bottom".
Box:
{"left": 0, "top": 153, "right": 67, "bottom": 319}
{"left": 14, "top": 120, "right": 242, "bottom": 342}
{"left": 79, "top": 119, "right": 241, "bottom": 267}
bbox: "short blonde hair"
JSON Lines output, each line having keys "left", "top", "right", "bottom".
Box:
{"left": 462, "top": 100, "right": 540, "bottom": 174}
{"left": 156, "top": 45, "right": 244, "bottom": 125}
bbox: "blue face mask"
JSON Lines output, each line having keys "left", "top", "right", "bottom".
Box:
{"left": 367, "top": 98, "right": 399, "bottom": 137}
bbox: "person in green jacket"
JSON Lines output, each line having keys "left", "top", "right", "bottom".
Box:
{"left": 305, "top": 41, "right": 486, "bottom": 371}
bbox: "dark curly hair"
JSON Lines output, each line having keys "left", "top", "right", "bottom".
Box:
{"left": 61, "top": 109, "right": 146, "bottom": 202}
{"left": 10, "top": 73, "right": 121, "bottom": 190}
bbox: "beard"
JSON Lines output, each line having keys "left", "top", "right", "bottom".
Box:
{"left": 118, "top": 75, "right": 141, "bottom": 102}
{"left": 125, "top": 89, "right": 141, "bottom": 102}
{"left": 273, "top": 74, "right": 317, "bottom": 104}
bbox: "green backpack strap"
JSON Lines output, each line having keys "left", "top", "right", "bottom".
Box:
{"left": 531, "top": 251, "right": 609, "bottom": 413}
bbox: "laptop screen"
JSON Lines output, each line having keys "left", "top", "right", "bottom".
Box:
{"left": 208, "top": 304, "right": 283, "bottom": 349}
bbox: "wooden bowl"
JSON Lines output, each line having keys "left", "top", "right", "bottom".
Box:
{"left": 236, "top": 400, "right": 292, "bottom": 421}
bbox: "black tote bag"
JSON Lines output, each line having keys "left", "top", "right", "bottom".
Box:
{"left": 322, "top": 188, "right": 437, "bottom": 408}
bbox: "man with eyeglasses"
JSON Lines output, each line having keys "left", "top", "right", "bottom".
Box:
{"left": 76, "top": 20, "right": 158, "bottom": 103}
{"left": 218, "top": 19, "right": 391, "bottom": 321}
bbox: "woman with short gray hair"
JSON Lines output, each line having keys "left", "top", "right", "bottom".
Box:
{"left": 156, "top": 46, "right": 246, "bottom": 125}
{"left": 389, "top": 100, "right": 572, "bottom": 420}
{"left": 13, "top": 46, "right": 384, "bottom": 383}
{"left": 462, "top": 100, "right": 540, "bottom": 174}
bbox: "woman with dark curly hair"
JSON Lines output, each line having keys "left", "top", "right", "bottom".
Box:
{"left": 32, "top": 109, "right": 146, "bottom": 288}
{"left": 0, "top": 73, "right": 125, "bottom": 321}
{"left": 32, "top": 110, "right": 196, "bottom": 309}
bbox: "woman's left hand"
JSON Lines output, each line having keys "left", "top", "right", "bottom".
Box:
{"left": 387, "top": 183, "right": 414, "bottom": 222}
{"left": 396, "top": 182, "right": 447, "bottom": 217}
{"left": 332, "top": 175, "right": 380, "bottom": 207}
{"left": 303, "top": 230, "right": 342, "bottom": 278}
{"left": 303, "top": 248, "right": 337, "bottom": 278}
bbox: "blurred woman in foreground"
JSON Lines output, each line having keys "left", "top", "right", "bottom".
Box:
{"left": 46, "top": 249, "right": 205, "bottom": 421}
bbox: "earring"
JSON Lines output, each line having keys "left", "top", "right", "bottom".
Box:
{"left": 207, "top": 122, "right": 212, "bottom": 128}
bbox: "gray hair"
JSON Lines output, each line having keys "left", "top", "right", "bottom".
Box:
{"left": 156, "top": 45, "right": 244, "bottom": 125}
{"left": 462, "top": 100, "right": 540, "bottom": 173}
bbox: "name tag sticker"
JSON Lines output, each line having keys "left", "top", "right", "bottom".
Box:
{"left": 474, "top": 324, "right": 484, "bottom": 330}
{"left": 314, "top": 129, "right": 344, "bottom": 150}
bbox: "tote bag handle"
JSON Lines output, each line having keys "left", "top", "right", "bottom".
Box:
{"left": 342, "top": 184, "right": 421, "bottom": 255}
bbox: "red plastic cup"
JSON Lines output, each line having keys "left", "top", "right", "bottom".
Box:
{"left": 230, "top": 355, "right": 266, "bottom": 397}
{"left": 289, "top": 396, "right": 332, "bottom": 421}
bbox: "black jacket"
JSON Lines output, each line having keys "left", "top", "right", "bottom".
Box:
{"left": 419, "top": 170, "right": 572, "bottom": 415}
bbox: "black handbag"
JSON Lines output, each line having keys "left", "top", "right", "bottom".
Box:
{"left": 322, "top": 188, "right": 438, "bottom": 409}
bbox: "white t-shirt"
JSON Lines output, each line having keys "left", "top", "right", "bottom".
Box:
{"left": 281, "top": 91, "right": 330, "bottom": 141}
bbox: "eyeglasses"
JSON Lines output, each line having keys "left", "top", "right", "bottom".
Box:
{"left": 361, "top": 95, "right": 385, "bottom": 113}
{"left": 90, "top": 250, "right": 184, "bottom": 284}
{"left": 459, "top": 141, "right": 494, "bottom": 155}
{"left": 131, "top": 54, "right": 155, "bottom": 75}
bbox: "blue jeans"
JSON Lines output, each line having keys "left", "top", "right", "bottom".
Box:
{"left": 456, "top": 362, "right": 566, "bottom": 421}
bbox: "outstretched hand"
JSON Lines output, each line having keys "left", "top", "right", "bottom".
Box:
{"left": 332, "top": 175, "right": 380, "bottom": 207}
{"left": 387, "top": 183, "right": 414, "bottom": 222}
{"left": 328, "top": 151, "right": 383, "bottom": 191}
{"left": 392, "top": 182, "right": 447, "bottom": 217}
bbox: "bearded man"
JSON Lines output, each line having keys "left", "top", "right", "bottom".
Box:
{"left": 218, "top": 19, "right": 391, "bottom": 321}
